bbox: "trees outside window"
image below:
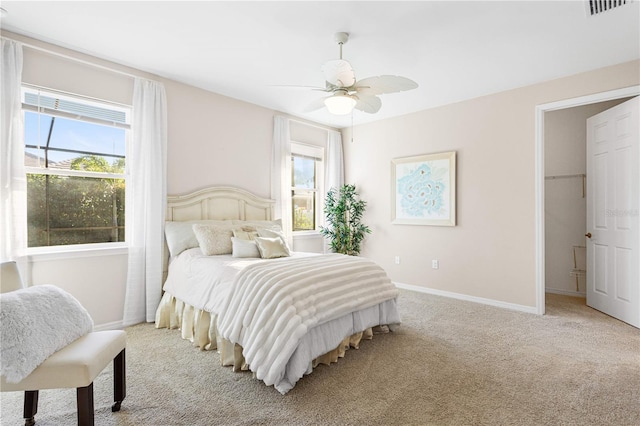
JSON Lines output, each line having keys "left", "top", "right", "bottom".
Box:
{"left": 292, "top": 154, "right": 317, "bottom": 231}
{"left": 290, "top": 143, "right": 324, "bottom": 232}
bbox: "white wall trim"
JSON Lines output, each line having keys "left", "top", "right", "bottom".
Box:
{"left": 394, "top": 282, "right": 538, "bottom": 315}
{"left": 545, "top": 288, "right": 586, "bottom": 298}
{"left": 93, "top": 320, "right": 125, "bottom": 331}
{"left": 292, "top": 231, "right": 323, "bottom": 240}
{"left": 27, "top": 245, "right": 128, "bottom": 263}
{"left": 534, "top": 85, "right": 640, "bottom": 316}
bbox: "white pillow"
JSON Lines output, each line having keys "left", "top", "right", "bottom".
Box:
{"left": 231, "top": 237, "right": 261, "bottom": 258}
{"left": 257, "top": 228, "right": 291, "bottom": 251}
{"left": 192, "top": 224, "right": 234, "bottom": 256}
{"left": 165, "top": 220, "right": 230, "bottom": 257}
{"left": 0, "top": 285, "right": 94, "bottom": 383}
{"left": 255, "top": 236, "right": 290, "bottom": 259}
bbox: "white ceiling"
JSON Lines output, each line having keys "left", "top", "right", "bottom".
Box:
{"left": 1, "top": 1, "right": 639, "bottom": 129}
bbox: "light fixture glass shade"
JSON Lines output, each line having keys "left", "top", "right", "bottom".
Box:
{"left": 324, "top": 94, "right": 356, "bottom": 115}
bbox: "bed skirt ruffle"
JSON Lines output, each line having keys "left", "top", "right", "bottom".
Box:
{"left": 154, "top": 291, "right": 390, "bottom": 376}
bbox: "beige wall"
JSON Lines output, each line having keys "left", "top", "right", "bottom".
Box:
{"left": 164, "top": 81, "right": 274, "bottom": 198}
{"left": 342, "top": 60, "right": 639, "bottom": 309}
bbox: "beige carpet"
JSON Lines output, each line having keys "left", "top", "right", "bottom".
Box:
{"left": 1, "top": 290, "right": 639, "bottom": 425}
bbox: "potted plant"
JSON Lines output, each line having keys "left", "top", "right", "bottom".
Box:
{"left": 320, "top": 184, "right": 371, "bottom": 256}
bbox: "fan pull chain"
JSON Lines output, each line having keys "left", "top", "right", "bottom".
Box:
{"left": 351, "top": 109, "right": 354, "bottom": 143}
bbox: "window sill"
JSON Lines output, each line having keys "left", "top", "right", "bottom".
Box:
{"left": 292, "top": 231, "right": 323, "bottom": 240}
{"left": 27, "top": 243, "right": 128, "bottom": 262}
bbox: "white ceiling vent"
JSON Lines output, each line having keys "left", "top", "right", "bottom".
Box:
{"left": 587, "top": 0, "right": 631, "bottom": 16}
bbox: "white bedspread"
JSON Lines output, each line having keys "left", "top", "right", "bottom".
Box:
{"left": 216, "top": 253, "right": 399, "bottom": 389}
{"left": 161, "top": 249, "right": 400, "bottom": 393}
{"left": 162, "top": 249, "right": 318, "bottom": 314}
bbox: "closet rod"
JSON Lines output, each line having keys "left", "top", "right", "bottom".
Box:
{"left": 545, "top": 173, "right": 586, "bottom": 198}
{"left": 2, "top": 35, "right": 141, "bottom": 80}
{"left": 544, "top": 173, "right": 586, "bottom": 180}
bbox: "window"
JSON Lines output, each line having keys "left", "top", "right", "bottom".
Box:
{"left": 291, "top": 143, "right": 324, "bottom": 232}
{"left": 23, "top": 87, "right": 130, "bottom": 248}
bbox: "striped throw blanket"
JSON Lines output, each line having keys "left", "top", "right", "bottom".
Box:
{"left": 216, "top": 253, "right": 399, "bottom": 389}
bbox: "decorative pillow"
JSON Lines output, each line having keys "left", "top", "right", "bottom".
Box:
{"left": 255, "top": 236, "right": 291, "bottom": 259}
{"left": 192, "top": 224, "right": 234, "bottom": 256}
{"left": 232, "top": 219, "right": 283, "bottom": 231}
{"left": 165, "top": 220, "right": 230, "bottom": 257}
{"left": 257, "top": 228, "right": 291, "bottom": 251}
{"left": 231, "top": 237, "right": 261, "bottom": 258}
{"left": 0, "top": 285, "right": 94, "bottom": 383}
{"left": 232, "top": 229, "right": 259, "bottom": 241}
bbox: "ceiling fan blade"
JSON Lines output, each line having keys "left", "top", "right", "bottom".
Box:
{"left": 304, "top": 95, "right": 331, "bottom": 112}
{"left": 322, "top": 59, "right": 356, "bottom": 87}
{"left": 353, "top": 75, "right": 418, "bottom": 95}
{"left": 353, "top": 93, "right": 382, "bottom": 114}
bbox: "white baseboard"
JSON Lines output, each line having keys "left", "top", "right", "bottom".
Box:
{"left": 545, "top": 288, "right": 586, "bottom": 297}
{"left": 394, "top": 282, "right": 539, "bottom": 315}
{"left": 93, "top": 320, "right": 125, "bottom": 331}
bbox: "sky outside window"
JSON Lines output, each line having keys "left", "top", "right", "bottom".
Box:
{"left": 24, "top": 111, "right": 126, "bottom": 167}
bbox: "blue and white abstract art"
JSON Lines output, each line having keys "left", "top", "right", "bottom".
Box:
{"left": 392, "top": 151, "right": 456, "bottom": 226}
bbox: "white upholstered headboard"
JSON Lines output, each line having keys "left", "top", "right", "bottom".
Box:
{"left": 166, "top": 186, "right": 274, "bottom": 222}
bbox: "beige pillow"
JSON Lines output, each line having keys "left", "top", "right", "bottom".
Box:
{"left": 255, "top": 236, "right": 290, "bottom": 259}
{"left": 231, "top": 219, "right": 283, "bottom": 230}
{"left": 231, "top": 237, "right": 261, "bottom": 258}
{"left": 233, "top": 229, "right": 259, "bottom": 241}
{"left": 192, "top": 224, "right": 233, "bottom": 255}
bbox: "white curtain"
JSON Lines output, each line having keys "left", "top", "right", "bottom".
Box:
{"left": 0, "top": 39, "right": 27, "bottom": 271}
{"left": 323, "top": 130, "right": 344, "bottom": 253}
{"left": 271, "top": 115, "right": 293, "bottom": 245}
{"left": 325, "top": 130, "right": 344, "bottom": 194}
{"left": 123, "top": 78, "right": 167, "bottom": 326}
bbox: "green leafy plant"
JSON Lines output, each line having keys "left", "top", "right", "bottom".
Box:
{"left": 320, "top": 184, "right": 371, "bottom": 256}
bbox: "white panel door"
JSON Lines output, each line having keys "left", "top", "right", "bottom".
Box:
{"left": 586, "top": 97, "right": 639, "bottom": 328}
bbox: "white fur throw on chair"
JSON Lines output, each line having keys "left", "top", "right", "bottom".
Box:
{"left": 0, "top": 285, "right": 94, "bottom": 383}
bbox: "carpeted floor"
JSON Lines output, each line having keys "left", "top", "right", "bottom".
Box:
{"left": 1, "top": 290, "right": 638, "bottom": 425}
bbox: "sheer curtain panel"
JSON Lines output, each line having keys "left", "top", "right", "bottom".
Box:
{"left": 271, "top": 116, "right": 293, "bottom": 246}
{"left": 0, "top": 39, "right": 27, "bottom": 269}
{"left": 123, "top": 78, "right": 167, "bottom": 325}
{"left": 325, "top": 130, "right": 344, "bottom": 195}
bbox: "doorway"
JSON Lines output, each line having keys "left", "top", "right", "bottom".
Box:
{"left": 544, "top": 100, "right": 632, "bottom": 298}
{"left": 534, "top": 86, "right": 640, "bottom": 316}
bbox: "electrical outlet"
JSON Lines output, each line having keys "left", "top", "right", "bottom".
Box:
{"left": 432, "top": 260, "right": 439, "bottom": 269}
{"left": 395, "top": 256, "right": 400, "bottom": 265}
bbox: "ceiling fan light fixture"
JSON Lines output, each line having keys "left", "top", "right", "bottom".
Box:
{"left": 324, "top": 93, "right": 356, "bottom": 115}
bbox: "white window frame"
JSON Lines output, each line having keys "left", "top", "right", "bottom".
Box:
{"left": 290, "top": 142, "right": 324, "bottom": 234}
{"left": 22, "top": 85, "right": 131, "bottom": 254}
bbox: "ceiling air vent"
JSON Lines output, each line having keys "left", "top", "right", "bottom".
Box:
{"left": 587, "top": 0, "right": 630, "bottom": 16}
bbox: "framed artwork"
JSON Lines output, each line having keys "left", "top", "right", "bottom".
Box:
{"left": 391, "top": 151, "right": 456, "bottom": 226}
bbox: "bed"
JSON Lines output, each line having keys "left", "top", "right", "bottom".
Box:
{"left": 155, "top": 186, "right": 401, "bottom": 394}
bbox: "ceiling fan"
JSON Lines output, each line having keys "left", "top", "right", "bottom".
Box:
{"left": 306, "top": 32, "right": 419, "bottom": 116}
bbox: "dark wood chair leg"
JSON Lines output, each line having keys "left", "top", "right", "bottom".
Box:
{"left": 23, "top": 390, "right": 38, "bottom": 426}
{"left": 112, "top": 349, "right": 126, "bottom": 412}
{"left": 76, "top": 383, "right": 94, "bottom": 426}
